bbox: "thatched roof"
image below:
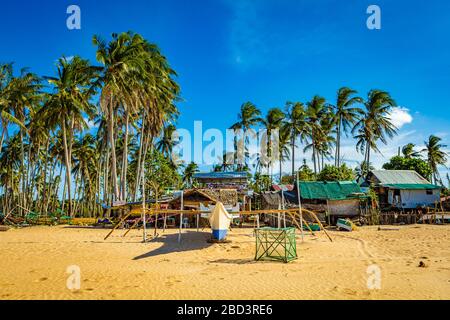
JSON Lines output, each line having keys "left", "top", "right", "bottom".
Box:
{"left": 200, "top": 189, "right": 238, "bottom": 206}
{"left": 261, "top": 192, "right": 281, "bottom": 209}
{"left": 169, "top": 188, "right": 238, "bottom": 207}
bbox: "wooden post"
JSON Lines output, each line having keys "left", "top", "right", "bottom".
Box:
{"left": 305, "top": 210, "right": 333, "bottom": 242}
{"left": 196, "top": 213, "right": 199, "bottom": 232}
{"left": 142, "top": 186, "right": 147, "bottom": 243}
{"left": 104, "top": 211, "right": 133, "bottom": 240}
{"left": 281, "top": 190, "right": 286, "bottom": 228}
{"left": 296, "top": 171, "right": 304, "bottom": 242}
{"left": 178, "top": 191, "right": 183, "bottom": 243}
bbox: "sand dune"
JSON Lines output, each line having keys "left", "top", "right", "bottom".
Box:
{"left": 0, "top": 224, "right": 449, "bottom": 300}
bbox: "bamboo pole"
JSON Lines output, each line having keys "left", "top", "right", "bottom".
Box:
{"left": 122, "top": 217, "right": 141, "bottom": 237}
{"left": 304, "top": 210, "right": 333, "bottom": 242}
{"left": 290, "top": 211, "right": 315, "bottom": 236}
{"left": 296, "top": 171, "right": 304, "bottom": 242}
{"left": 104, "top": 211, "right": 133, "bottom": 240}
{"left": 178, "top": 191, "right": 183, "bottom": 243}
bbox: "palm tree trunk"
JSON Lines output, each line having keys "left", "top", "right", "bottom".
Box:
{"left": 335, "top": 119, "right": 341, "bottom": 167}
{"left": 291, "top": 133, "right": 295, "bottom": 176}
{"left": 121, "top": 110, "right": 130, "bottom": 201}
{"left": 0, "top": 124, "right": 6, "bottom": 155}
{"left": 62, "top": 120, "right": 73, "bottom": 217}
{"left": 279, "top": 156, "right": 282, "bottom": 183}
{"left": 312, "top": 144, "right": 317, "bottom": 175}
{"left": 19, "top": 129, "right": 26, "bottom": 215}
{"left": 41, "top": 136, "right": 50, "bottom": 214}
{"left": 108, "top": 97, "right": 120, "bottom": 201}
{"left": 134, "top": 115, "right": 145, "bottom": 202}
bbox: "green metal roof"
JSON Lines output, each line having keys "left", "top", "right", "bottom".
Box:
{"left": 299, "top": 181, "right": 365, "bottom": 201}
{"left": 382, "top": 183, "right": 441, "bottom": 190}
{"left": 371, "top": 170, "right": 431, "bottom": 185}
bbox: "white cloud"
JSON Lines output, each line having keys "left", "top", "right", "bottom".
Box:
{"left": 388, "top": 107, "right": 413, "bottom": 129}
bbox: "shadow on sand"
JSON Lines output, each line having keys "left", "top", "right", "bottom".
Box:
{"left": 63, "top": 225, "right": 113, "bottom": 230}
{"left": 133, "top": 231, "right": 213, "bottom": 260}
{"left": 209, "top": 258, "right": 255, "bottom": 265}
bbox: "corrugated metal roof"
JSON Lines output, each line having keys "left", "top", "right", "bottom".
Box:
{"left": 299, "top": 181, "right": 365, "bottom": 201}
{"left": 272, "top": 184, "right": 294, "bottom": 191}
{"left": 371, "top": 170, "right": 430, "bottom": 185}
{"left": 382, "top": 184, "right": 441, "bottom": 190}
{"left": 194, "top": 171, "right": 248, "bottom": 179}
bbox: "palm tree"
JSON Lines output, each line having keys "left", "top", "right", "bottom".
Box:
{"left": 315, "top": 112, "right": 336, "bottom": 171}
{"left": 355, "top": 160, "right": 374, "bottom": 181}
{"left": 230, "top": 102, "right": 262, "bottom": 169}
{"left": 283, "top": 101, "right": 308, "bottom": 176}
{"left": 422, "top": 135, "right": 448, "bottom": 184}
{"left": 0, "top": 63, "right": 28, "bottom": 154}
{"left": 182, "top": 162, "right": 199, "bottom": 188}
{"left": 41, "top": 56, "right": 98, "bottom": 216}
{"left": 156, "top": 123, "right": 177, "bottom": 164}
{"left": 260, "top": 108, "right": 285, "bottom": 177}
{"left": 93, "top": 32, "right": 146, "bottom": 202}
{"left": 333, "top": 87, "right": 363, "bottom": 166}
{"left": 278, "top": 125, "right": 291, "bottom": 182}
{"left": 402, "top": 143, "right": 421, "bottom": 159}
{"left": 353, "top": 90, "right": 397, "bottom": 168}
{"left": 94, "top": 32, "right": 180, "bottom": 202}
{"left": 4, "top": 67, "right": 42, "bottom": 213}
{"left": 304, "top": 96, "right": 328, "bottom": 174}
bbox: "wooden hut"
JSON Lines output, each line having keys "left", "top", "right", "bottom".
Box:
{"left": 364, "top": 170, "right": 441, "bottom": 210}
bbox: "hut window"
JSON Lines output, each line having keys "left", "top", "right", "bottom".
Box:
{"left": 393, "top": 189, "right": 400, "bottom": 196}
{"left": 426, "top": 189, "right": 433, "bottom": 195}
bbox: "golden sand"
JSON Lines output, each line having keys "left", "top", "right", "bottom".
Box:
{"left": 0, "top": 224, "right": 449, "bottom": 300}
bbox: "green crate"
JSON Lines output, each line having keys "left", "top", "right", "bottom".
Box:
{"left": 255, "top": 227, "right": 298, "bottom": 263}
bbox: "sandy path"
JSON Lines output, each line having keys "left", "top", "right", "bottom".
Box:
{"left": 0, "top": 224, "right": 449, "bottom": 300}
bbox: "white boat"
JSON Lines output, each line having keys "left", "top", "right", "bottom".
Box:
{"left": 208, "top": 202, "right": 232, "bottom": 240}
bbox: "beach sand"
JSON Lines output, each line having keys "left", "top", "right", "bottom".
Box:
{"left": 0, "top": 224, "right": 449, "bottom": 300}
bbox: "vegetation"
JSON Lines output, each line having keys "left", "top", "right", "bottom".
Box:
{"left": 0, "top": 30, "right": 448, "bottom": 218}
{"left": 316, "top": 164, "right": 355, "bottom": 182}
{"left": 382, "top": 156, "right": 432, "bottom": 181}
{"left": 0, "top": 32, "right": 180, "bottom": 218}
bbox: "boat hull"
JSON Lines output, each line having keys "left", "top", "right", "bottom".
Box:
{"left": 208, "top": 202, "right": 232, "bottom": 241}
{"left": 212, "top": 229, "right": 228, "bottom": 241}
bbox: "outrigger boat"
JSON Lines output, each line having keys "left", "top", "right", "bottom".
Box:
{"left": 208, "top": 202, "right": 232, "bottom": 241}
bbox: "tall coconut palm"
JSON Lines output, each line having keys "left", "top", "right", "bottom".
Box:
{"left": 278, "top": 124, "right": 291, "bottom": 182}
{"left": 156, "top": 123, "right": 178, "bottom": 164}
{"left": 260, "top": 108, "right": 285, "bottom": 177}
{"left": 94, "top": 32, "right": 179, "bottom": 202}
{"left": 353, "top": 90, "right": 397, "bottom": 168}
{"left": 422, "top": 135, "right": 448, "bottom": 184}
{"left": 315, "top": 112, "right": 336, "bottom": 171}
{"left": 333, "top": 87, "right": 363, "bottom": 166}
{"left": 304, "top": 96, "right": 328, "bottom": 174}
{"left": 283, "top": 101, "right": 308, "bottom": 176}
{"left": 0, "top": 63, "right": 28, "bottom": 153}
{"left": 41, "top": 56, "right": 98, "bottom": 217}
{"left": 230, "top": 102, "right": 262, "bottom": 169}
{"left": 182, "top": 162, "right": 199, "bottom": 188}
{"left": 93, "top": 32, "right": 147, "bottom": 202}
{"left": 4, "top": 68, "right": 42, "bottom": 213}
{"left": 402, "top": 143, "right": 421, "bottom": 159}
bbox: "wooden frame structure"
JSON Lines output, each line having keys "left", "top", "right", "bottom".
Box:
{"left": 104, "top": 206, "right": 333, "bottom": 242}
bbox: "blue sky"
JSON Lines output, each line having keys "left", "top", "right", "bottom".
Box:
{"left": 1, "top": 0, "right": 450, "bottom": 177}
